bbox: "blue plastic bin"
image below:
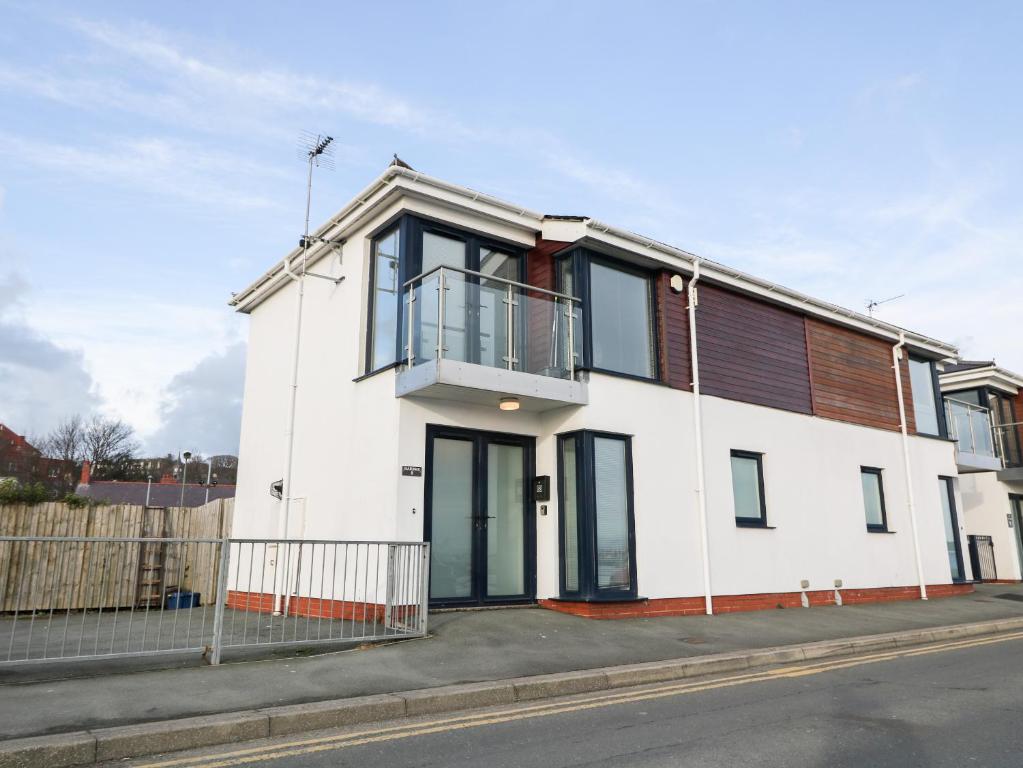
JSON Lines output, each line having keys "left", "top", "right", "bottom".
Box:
{"left": 165, "top": 591, "right": 200, "bottom": 609}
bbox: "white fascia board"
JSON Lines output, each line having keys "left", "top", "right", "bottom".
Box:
{"left": 541, "top": 217, "right": 957, "bottom": 359}
{"left": 939, "top": 366, "right": 1023, "bottom": 395}
{"left": 229, "top": 168, "right": 544, "bottom": 314}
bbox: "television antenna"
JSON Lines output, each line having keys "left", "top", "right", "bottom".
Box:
{"left": 280, "top": 131, "right": 342, "bottom": 558}
{"left": 866, "top": 294, "right": 904, "bottom": 317}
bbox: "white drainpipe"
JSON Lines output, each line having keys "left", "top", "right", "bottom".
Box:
{"left": 280, "top": 252, "right": 304, "bottom": 545}
{"left": 687, "top": 260, "right": 713, "bottom": 615}
{"left": 893, "top": 332, "right": 927, "bottom": 600}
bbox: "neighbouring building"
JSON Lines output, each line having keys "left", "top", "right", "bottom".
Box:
{"left": 939, "top": 362, "right": 1023, "bottom": 583}
{"left": 75, "top": 460, "right": 236, "bottom": 508}
{"left": 231, "top": 162, "right": 973, "bottom": 618}
{"left": 0, "top": 423, "right": 76, "bottom": 494}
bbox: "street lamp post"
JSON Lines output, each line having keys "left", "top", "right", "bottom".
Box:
{"left": 179, "top": 451, "right": 192, "bottom": 507}
{"left": 205, "top": 459, "right": 214, "bottom": 505}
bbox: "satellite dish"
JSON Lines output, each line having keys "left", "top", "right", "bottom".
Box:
{"left": 669, "top": 274, "right": 685, "bottom": 293}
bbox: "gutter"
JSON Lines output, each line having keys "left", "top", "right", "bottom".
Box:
{"left": 893, "top": 332, "right": 927, "bottom": 600}
{"left": 229, "top": 167, "right": 543, "bottom": 312}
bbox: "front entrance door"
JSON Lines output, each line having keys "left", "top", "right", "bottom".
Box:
{"left": 425, "top": 426, "right": 535, "bottom": 607}
{"left": 1011, "top": 495, "right": 1023, "bottom": 577}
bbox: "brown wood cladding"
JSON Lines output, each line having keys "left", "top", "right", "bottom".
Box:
{"left": 655, "top": 271, "right": 692, "bottom": 390}
{"left": 804, "top": 318, "right": 916, "bottom": 433}
{"left": 695, "top": 283, "right": 813, "bottom": 414}
{"left": 523, "top": 239, "right": 569, "bottom": 374}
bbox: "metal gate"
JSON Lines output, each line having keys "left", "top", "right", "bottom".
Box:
{"left": 0, "top": 537, "right": 429, "bottom": 666}
{"left": 968, "top": 534, "right": 997, "bottom": 581}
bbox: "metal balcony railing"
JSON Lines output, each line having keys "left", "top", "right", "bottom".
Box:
{"left": 403, "top": 266, "right": 581, "bottom": 380}
{"left": 945, "top": 398, "right": 999, "bottom": 461}
{"left": 994, "top": 421, "right": 1023, "bottom": 468}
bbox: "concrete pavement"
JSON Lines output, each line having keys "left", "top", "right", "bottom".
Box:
{"left": 1, "top": 584, "right": 1023, "bottom": 764}
{"left": 128, "top": 627, "right": 1023, "bottom": 767}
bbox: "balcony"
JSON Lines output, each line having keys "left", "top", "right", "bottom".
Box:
{"left": 395, "top": 266, "right": 587, "bottom": 411}
{"left": 945, "top": 399, "right": 1003, "bottom": 472}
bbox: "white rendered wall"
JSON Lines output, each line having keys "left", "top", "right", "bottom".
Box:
{"left": 960, "top": 472, "right": 1023, "bottom": 581}
{"left": 699, "top": 396, "right": 960, "bottom": 596}
{"left": 235, "top": 195, "right": 964, "bottom": 602}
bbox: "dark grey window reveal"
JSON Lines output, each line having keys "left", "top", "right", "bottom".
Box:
{"left": 589, "top": 260, "right": 656, "bottom": 378}
{"left": 368, "top": 227, "right": 401, "bottom": 372}
{"left": 557, "top": 431, "right": 638, "bottom": 600}
{"left": 861, "top": 467, "right": 888, "bottom": 532}
{"left": 908, "top": 356, "right": 944, "bottom": 437}
{"left": 939, "top": 476, "right": 965, "bottom": 582}
{"left": 730, "top": 450, "right": 767, "bottom": 526}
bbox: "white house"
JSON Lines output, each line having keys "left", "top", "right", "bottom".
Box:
{"left": 230, "top": 161, "right": 972, "bottom": 618}
{"left": 940, "top": 362, "right": 1023, "bottom": 583}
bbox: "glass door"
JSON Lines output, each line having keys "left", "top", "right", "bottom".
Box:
{"left": 1012, "top": 495, "right": 1023, "bottom": 577}
{"left": 939, "top": 477, "right": 965, "bottom": 582}
{"left": 427, "top": 436, "right": 475, "bottom": 602}
{"left": 426, "top": 427, "right": 535, "bottom": 607}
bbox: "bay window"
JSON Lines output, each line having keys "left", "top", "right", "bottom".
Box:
{"left": 558, "top": 249, "right": 657, "bottom": 380}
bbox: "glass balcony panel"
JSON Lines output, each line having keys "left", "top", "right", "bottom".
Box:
{"left": 405, "top": 267, "right": 580, "bottom": 383}
{"left": 972, "top": 409, "right": 995, "bottom": 456}
{"left": 946, "top": 399, "right": 997, "bottom": 458}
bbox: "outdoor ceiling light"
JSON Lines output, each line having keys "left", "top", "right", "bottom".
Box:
{"left": 499, "top": 397, "right": 520, "bottom": 411}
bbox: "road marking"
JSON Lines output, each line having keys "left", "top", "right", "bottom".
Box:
{"left": 131, "top": 630, "right": 1023, "bottom": 768}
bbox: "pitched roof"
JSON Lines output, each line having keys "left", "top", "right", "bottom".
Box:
{"left": 78, "top": 481, "right": 236, "bottom": 508}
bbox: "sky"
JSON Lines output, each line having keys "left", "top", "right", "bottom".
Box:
{"left": 0, "top": 1, "right": 1021, "bottom": 456}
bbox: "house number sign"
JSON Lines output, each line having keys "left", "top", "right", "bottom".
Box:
{"left": 402, "top": 466, "right": 423, "bottom": 477}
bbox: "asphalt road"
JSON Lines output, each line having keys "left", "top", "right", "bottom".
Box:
{"left": 119, "top": 632, "right": 1023, "bottom": 768}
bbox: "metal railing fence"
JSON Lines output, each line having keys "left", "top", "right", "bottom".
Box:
{"left": 0, "top": 537, "right": 429, "bottom": 666}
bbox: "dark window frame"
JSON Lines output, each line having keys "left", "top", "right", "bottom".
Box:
{"left": 860, "top": 466, "right": 889, "bottom": 533}
{"left": 363, "top": 214, "right": 526, "bottom": 376}
{"left": 556, "top": 247, "right": 660, "bottom": 383}
{"left": 730, "top": 450, "right": 768, "bottom": 527}
{"left": 908, "top": 355, "right": 947, "bottom": 438}
{"left": 939, "top": 475, "right": 966, "bottom": 583}
{"left": 556, "top": 430, "right": 639, "bottom": 601}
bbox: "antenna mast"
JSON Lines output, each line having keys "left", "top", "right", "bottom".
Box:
{"left": 866, "top": 294, "right": 905, "bottom": 317}
{"left": 280, "top": 133, "right": 336, "bottom": 560}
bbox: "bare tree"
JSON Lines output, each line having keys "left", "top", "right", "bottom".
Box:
{"left": 39, "top": 415, "right": 86, "bottom": 464}
{"left": 83, "top": 416, "right": 140, "bottom": 479}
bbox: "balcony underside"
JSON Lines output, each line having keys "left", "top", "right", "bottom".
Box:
{"left": 395, "top": 359, "right": 588, "bottom": 412}
{"left": 996, "top": 466, "right": 1023, "bottom": 483}
{"left": 956, "top": 451, "right": 1004, "bottom": 473}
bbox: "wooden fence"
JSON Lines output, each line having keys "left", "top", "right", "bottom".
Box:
{"left": 0, "top": 499, "right": 233, "bottom": 612}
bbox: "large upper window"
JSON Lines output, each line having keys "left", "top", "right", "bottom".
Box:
{"left": 368, "top": 227, "right": 400, "bottom": 372}
{"left": 364, "top": 216, "right": 524, "bottom": 375}
{"left": 589, "top": 260, "right": 656, "bottom": 378}
{"left": 908, "top": 356, "right": 942, "bottom": 436}
{"left": 558, "top": 431, "right": 637, "bottom": 600}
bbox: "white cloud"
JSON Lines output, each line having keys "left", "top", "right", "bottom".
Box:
{"left": 146, "top": 342, "right": 245, "bottom": 456}
{"left": 0, "top": 132, "right": 289, "bottom": 210}
{"left": 0, "top": 273, "right": 101, "bottom": 437}
{"left": 21, "top": 288, "right": 243, "bottom": 436}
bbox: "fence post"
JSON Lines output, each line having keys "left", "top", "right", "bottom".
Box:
{"left": 419, "top": 543, "right": 430, "bottom": 636}
{"left": 208, "top": 538, "right": 231, "bottom": 665}
{"left": 384, "top": 544, "right": 395, "bottom": 630}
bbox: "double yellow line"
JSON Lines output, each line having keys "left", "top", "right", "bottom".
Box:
{"left": 134, "top": 630, "right": 1023, "bottom": 768}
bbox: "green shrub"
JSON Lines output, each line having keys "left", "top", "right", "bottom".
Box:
{"left": 0, "top": 480, "right": 50, "bottom": 504}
